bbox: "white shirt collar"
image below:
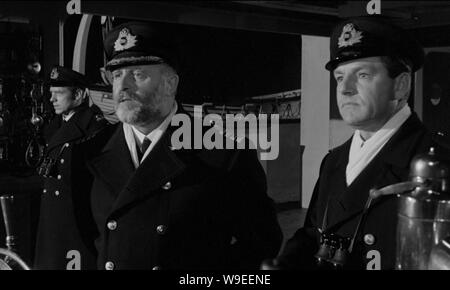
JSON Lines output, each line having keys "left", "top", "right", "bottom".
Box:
{"left": 62, "top": 110, "right": 76, "bottom": 122}
{"left": 357, "top": 104, "right": 412, "bottom": 143}
{"left": 346, "top": 104, "right": 411, "bottom": 186}
{"left": 123, "top": 102, "right": 178, "bottom": 168}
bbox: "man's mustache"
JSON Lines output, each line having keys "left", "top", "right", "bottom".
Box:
{"left": 117, "top": 92, "right": 137, "bottom": 103}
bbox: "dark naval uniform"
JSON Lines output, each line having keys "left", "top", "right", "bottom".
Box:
{"left": 80, "top": 21, "right": 282, "bottom": 270}
{"left": 277, "top": 17, "right": 443, "bottom": 270}
{"left": 76, "top": 121, "right": 282, "bottom": 270}
{"left": 278, "top": 114, "right": 450, "bottom": 269}
{"left": 34, "top": 66, "right": 110, "bottom": 270}
{"left": 34, "top": 105, "right": 108, "bottom": 270}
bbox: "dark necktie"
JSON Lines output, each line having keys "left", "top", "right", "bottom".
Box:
{"left": 137, "top": 137, "right": 151, "bottom": 162}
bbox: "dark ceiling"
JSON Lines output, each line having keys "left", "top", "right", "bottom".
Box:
{"left": 225, "top": 1, "right": 450, "bottom": 29}
{"left": 3, "top": 1, "right": 450, "bottom": 30}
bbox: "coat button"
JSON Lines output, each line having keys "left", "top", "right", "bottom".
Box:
{"left": 162, "top": 182, "right": 172, "bottom": 190}
{"left": 57, "top": 175, "right": 62, "bottom": 180}
{"left": 42, "top": 189, "right": 47, "bottom": 194}
{"left": 105, "top": 261, "right": 115, "bottom": 270}
{"left": 64, "top": 143, "right": 70, "bottom": 148}
{"left": 156, "top": 225, "right": 167, "bottom": 235}
{"left": 107, "top": 220, "right": 117, "bottom": 231}
{"left": 152, "top": 265, "right": 161, "bottom": 270}
{"left": 60, "top": 159, "right": 65, "bottom": 164}
{"left": 55, "top": 190, "right": 60, "bottom": 196}
{"left": 364, "top": 233, "right": 376, "bottom": 245}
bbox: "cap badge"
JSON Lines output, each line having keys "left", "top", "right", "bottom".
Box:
{"left": 114, "top": 28, "right": 137, "bottom": 52}
{"left": 338, "top": 23, "right": 363, "bottom": 48}
{"left": 50, "top": 68, "right": 59, "bottom": 80}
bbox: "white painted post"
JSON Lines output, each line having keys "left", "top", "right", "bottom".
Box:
{"left": 59, "top": 20, "right": 65, "bottom": 66}
{"left": 301, "top": 35, "right": 330, "bottom": 208}
{"left": 72, "top": 14, "right": 93, "bottom": 73}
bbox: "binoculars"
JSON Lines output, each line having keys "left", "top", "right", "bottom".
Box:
{"left": 314, "top": 232, "right": 352, "bottom": 269}
{"left": 36, "top": 157, "right": 57, "bottom": 178}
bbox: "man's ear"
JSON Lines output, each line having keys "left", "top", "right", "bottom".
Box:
{"left": 163, "top": 73, "right": 179, "bottom": 96}
{"left": 394, "top": 72, "right": 411, "bottom": 101}
{"left": 73, "top": 88, "right": 85, "bottom": 104}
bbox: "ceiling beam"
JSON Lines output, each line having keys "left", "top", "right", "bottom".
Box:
{"left": 233, "top": 1, "right": 339, "bottom": 16}
{"left": 80, "top": 1, "right": 336, "bottom": 36}
{"left": 379, "top": 1, "right": 448, "bottom": 9}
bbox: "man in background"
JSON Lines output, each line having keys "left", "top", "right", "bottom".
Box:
{"left": 34, "top": 66, "right": 108, "bottom": 270}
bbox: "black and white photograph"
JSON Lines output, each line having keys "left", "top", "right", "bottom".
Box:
{"left": 0, "top": 0, "right": 449, "bottom": 282}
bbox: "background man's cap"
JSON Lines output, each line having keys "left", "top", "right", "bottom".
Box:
{"left": 325, "top": 16, "right": 424, "bottom": 72}
{"left": 48, "top": 66, "right": 88, "bottom": 88}
{"left": 103, "top": 21, "right": 179, "bottom": 71}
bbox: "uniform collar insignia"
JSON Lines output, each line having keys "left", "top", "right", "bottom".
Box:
{"left": 114, "top": 28, "right": 138, "bottom": 52}
{"left": 50, "top": 68, "right": 59, "bottom": 80}
{"left": 338, "top": 23, "right": 363, "bottom": 48}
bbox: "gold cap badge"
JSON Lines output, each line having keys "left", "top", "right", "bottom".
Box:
{"left": 114, "top": 28, "right": 137, "bottom": 52}
{"left": 50, "top": 68, "right": 59, "bottom": 80}
{"left": 338, "top": 23, "right": 363, "bottom": 48}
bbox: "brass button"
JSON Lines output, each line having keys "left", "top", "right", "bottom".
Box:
{"left": 57, "top": 175, "right": 62, "bottom": 180}
{"left": 156, "top": 225, "right": 166, "bottom": 235}
{"left": 64, "top": 143, "right": 70, "bottom": 148}
{"left": 162, "top": 182, "right": 172, "bottom": 190}
{"left": 107, "top": 220, "right": 117, "bottom": 231}
{"left": 152, "top": 265, "right": 161, "bottom": 270}
{"left": 60, "top": 159, "right": 65, "bottom": 164}
{"left": 55, "top": 190, "right": 60, "bottom": 196}
{"left": 364, "top": 234, "right": 375, "bottom": 245}
{"left": 105, "top": 261, "right": 114, "bottom": 270}
{"left": 43, "top": 189, "right": 47, "bottom": 194}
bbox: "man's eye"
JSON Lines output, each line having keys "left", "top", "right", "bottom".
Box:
{"left": 335, "top": 76, "right": 343, "bottom": 83}
{"left": 133, "top": 71, "right": 145, "bottom": 79}
{"left": 358, "top": 73, "right": 369, "bottom": 79}
{"left": 112, "top": 71, "right": 122, "bottom": 80}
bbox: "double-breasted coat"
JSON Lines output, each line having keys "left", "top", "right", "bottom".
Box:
{"left": 278, "top": 113, "right": 450, "bottom": 270}
{"left": 34, "top": 105, "right": 109, "bottom": 270}
{"left": 77, "top": 120, "right": 283, "bottom": 270}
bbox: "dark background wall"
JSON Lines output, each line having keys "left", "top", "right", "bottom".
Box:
{"left": 77, "top": 16, "right": 302, "bottom": 105}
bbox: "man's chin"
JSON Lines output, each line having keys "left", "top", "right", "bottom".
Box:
{"left": 116, "top": 109, "right": 139, "bottom": 125}
{"left": 341, "top": 115, "right": 364, "bottom": 127}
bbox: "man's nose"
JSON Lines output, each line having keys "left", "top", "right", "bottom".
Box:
{"left": 339, "top": 75, "right": 357, "bottom": 96}
{"left": 114, "top": 72, "right": 134, "bottom": 93}
{"left": 50, "top": 94, "right": 56, "bottom": 103}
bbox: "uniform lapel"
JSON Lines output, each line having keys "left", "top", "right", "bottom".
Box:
{"left": 110, "top": 128, "right": 186, "bottom": 213}
{"left": 47, "top": 106, "right": 91, "bottom": 151}
{"left": 43, "top": 116, "right": 62, "bottom": 142}
{"left": 322, "top": 139, "right": 350, "bottom": 230}
{"left": 326, "top": 114, "right": 426, "bottom": 231}
{"left": 88, "top": 124, "right": 135, "bottom": 198}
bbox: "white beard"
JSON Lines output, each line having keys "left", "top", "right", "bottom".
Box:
{"left": 116, "top": 101, "right": 142, "bottom": 124}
